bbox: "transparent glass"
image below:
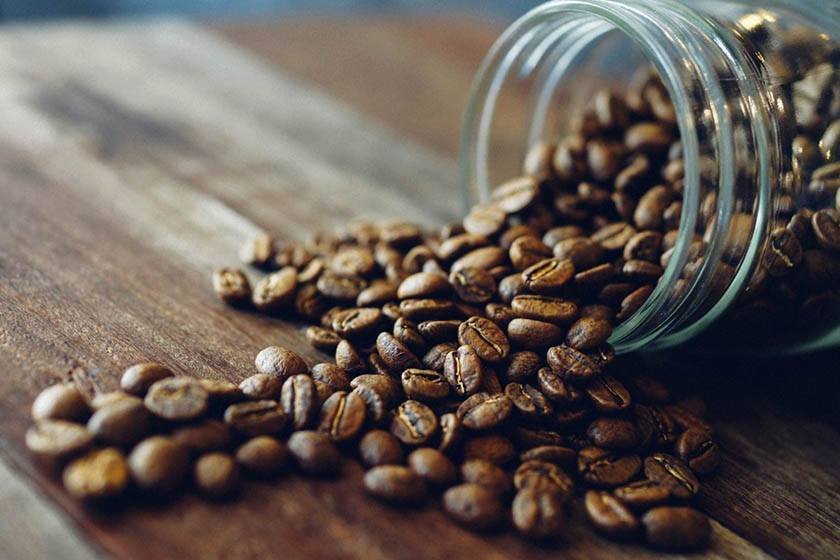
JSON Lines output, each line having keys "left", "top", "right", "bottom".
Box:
{"left": 460, "top": 0, "right": 840, "bottom": 354}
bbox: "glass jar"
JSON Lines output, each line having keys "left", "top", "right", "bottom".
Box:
{"left": 459, "top": 0, "right": 840, "bottom": 355}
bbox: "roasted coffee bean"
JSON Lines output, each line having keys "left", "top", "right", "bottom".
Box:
{"left": 120, "top": 363, "right": 173, "bottom": 396}
{"left": 144, "top": 378, "right": 208, "bottom": 421}
{"left": 485, "top": 303, "right": 516, "bottom": 329}
{"left": 408, "top": 447, "right": 457, "bottom": 487}
{"left": 514, "top": 460, "right": 574, "bottom": 499}
{"left": 437, "top": 233, "right": 489, "bottom": 262}
{"left": 511, "top": 295, "right": 578, "bottom": 325}
{"left": 523, "top": 143, "right": 556, "bottom": 181}
{"left": 399, "top": 298, "right": 458, "bottom": 321}
{"left": 128, "top": 436, "right": 189, "bottom": 493}
{"left": 537, "top": 367, "right": 584, "bottom": 403}
{"left": 311, "top": 363, "right": 351, "bottom": 392}
{"left": 617, "top": 284, "right": 654, "bottom": 321}
{"left": 627, "top": 375, "right": 671, "bottom": 403}
{"left": 63, "top": 448, "right": 129, "bottom": 500}
{"left": 316, "top": 271, "right": 367, "bottom": 301}
{"left": 565, "top": 317, "right": 612, "bottom": 350}
{"left": 458, "top": 460, "right": 510, "bottom": 496}
{"left": 239, "top": 373, "right": 283, "bottom": 400}
{"left": 224, "top": 400, "right": 288, "bottom": 437}
{"left": 335, "top": 340, "right": 367, "bottom": 376}
{"left": 585, "top": 490, "right": 640, "bottom": 539}
{"left": 457, "top": 392, "right": 513, "bottom": 430}
{"left": 212, "top": 268, "right": 252, "bottom": 305}
{"left": 665, "top": 404, "right": 714, "bottom": 434}
{"left": 622, "top": 259, "right": 664, "bottom": 283}
{"left": 491, "top": 176, "right": 539, "bottom": 214}
{"left": 463, "top": 434, "right": 516, "bottom": 465}
{"left": 351, "top": 374, "right": 402, "bottom": 407}
{"left": 423, "top": 342, "right": 459, "bottom": 371}
{"left": 330, "top": 246, "right": 375, "bottom": 277}
{"left": 586, "top": 376, "right": 631, "bottom": 413}
{"left": 578, "top": 447, "right": 642, "bottom": 488}
{"left": 397, "top": 272, "right": 451, "bottom": 299}
{"left": 451, "top": 247, "right": 508, "bottom": 276}
{"left": 393, "top": 318, "right": 427, "bottom": 354}
{"left": 275, "top": 241, "right": 313, "bottom": 269}
{"left": 87, "top": 399, "right": 151, "bottom": 446}
{"left": 580, "top": 304, "right": 615, "bottom": 322}
{"left": 463, "top": 204, "right": 506, "bottom": 237}
{"left": 574, "top": 263, "right": 617, "bottom": 286}
{"left": 676, "top": 429, "right": 720, "bottom": 475}
{"left": 547, "top": 345, "right": 601, "bottom": 381}
{"left": 90, "top": 391, "right": 141, "bottom": 410}
{"left": 332, "top": 307, "right": 383, "bottom": 338}
{"left": 503, "top": 351, "right": 541, "bottom": 382}
{"left": 26, "top": 420, "right": 94, "bottom": 462}
{"left": 521, "top": 258, "right": 575, "bottom": 295}
{"left": 318, "top": 391, "right": 366, "bottom": 442}
{"left": 171, "top": 420, "right": 231, "bottom": 454}
{"left": 295, "top": 284, "right": 329, "bottom": 320}
{"left": 280, "top": 375, "right": 318, "bottom": 430}
{"left": 375, "top": 332, "right": 421, "bottom": 373}
{"left": 624, "top": 231, "right": 663, "bottom": 262}
{"left": 194, "top": 452, "right": 238, "bottom": 497}
{"left": 507, "top": 318, "right": 565, "bottom": 349}
{"left": 391, "top": 400, "right": 438, "bottom": 445}
{"left": 513, "top": 488, "right": 565, "bottom": 539}
{"left": 553, "top": 237, "right": 604, "bottom": 270}
{"left": 644, "top": 453, "right": 700, "bottom": 499}
{"left": 642, "top": 506, "right": 711, "bottom": 551}
{"left": 380, "top": 221, "right": 423, "bottom": 248}
{"left": 236, "top": 435, "right": 289, "bottom": 475}
{"left": 287, "top": 430, "right": 342, "bottom": 475}
{"left": 510, "top": 426, "right": 565, "bottom": 449}
{"left": 505, "top": 383, "right": 553, "bottom": 420}
{"left": 443, "top": 483, "right": 504, "bottom": 530}
{"left": 615, "top": 155, "right": 652, "bottom": 196}
{"left": 255, "top": 346, "right": 309, "bottom": 380}
{"left": 497, "top": 273, "right": 525, "bottom": 303}
{"left": 449, "top": 267, "right": 496, "bottom": 303}
{"left": 239, "top": 233, "right": 275, "bottom": 268}
{"left": 636, "top": 405, "right": 677, "bottom": 447}
{"left": 587, "top": 139, "right": 624, "bottom": 181}
{"left": 587, "top": 417, "right": 638, "bottom": 450}
{"left": 509, "top": 236, "right": 552, "bottom": 271}
{"left": 364, "top": 465, "right": 427, "bottom": 505}
{"left": 458, "top": 316, "right": 510, "bottom": 362}
{"left": 519, "top": 445, "right": 576, "bottom": 469}
{"left": 253, "top": 267, "right": 298, "bottom": 312}
{"left": 359, "top": 429, "right": 404, "bottom": 467}
{"left": 813, "top": 209, "right": 840, "bottom": 250}
{"left": 356, "top": 280, "right": 398, "bottom": 307}
{"left": 764, "top": 227, "right": 804, "bottom": 276}
{"left": 398, "top": 369, "right": 447, "bottom": 401}
{"left": 417, "top": 320, "right": 461, "bottom": 343}
{"left": 31, "top": 384, "right": 89, "bottom": 422}
{"left": 479, "top": 371, "right": 504, "bottom": 395}
{"left": 614, "top": 479, "right": 672, "bottom": 510}
{"left": 297, "top": 257, "right": 325, "bottom": 284}
{"left": 592, "top": 222, "right": 636, "bottom": 252}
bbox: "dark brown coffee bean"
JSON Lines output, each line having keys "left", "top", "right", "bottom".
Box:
{"left": 359, "top": 429, "right": 404, "bottom": 467}
{"left": 519, "top": 445, "right": 576, "bottom": 468}
{"left": 585, "top": 490, "right": 640, "bottom": 539}
{"left": 32, "top": 384, "right": 90, "bottom": 423}
{"left": 587, "top": 417, "right": 638, "bottom": 450}
{"left": 542, "top": 225, "right": 584, "bottom": 248}
{"left": 287, "top": 430, "right": 342, "bottom": 475}
{"left": 143, "top": 377, "right": 208, "bottom": 421}
{"left": 574, "top": 263, "right": 617, "bottom": 286}
{"left": 497, "top": 274, "right": 525, "bottom": 303}
{"left": 479, "top": 370, "right": 504, "bottom": 395}
{"left": 194, "top": 452, "right": 238, "bottom": 497}
{"left": 212, "top": 268, "right": 252, "bottom": 306}
{"left": 592, "top": 222, "right": 636, "bottom": 252}
{"left": 615, "top": 155, "right": 652, "bottom": 195}
{"left": 580, "top": 304, "right": 615, "bottom": 322}
{"left": 128, "top": 436, "right": 189, "bottom": 493}
{"left": 587, "top": 139, "right": 624, "bottom": 181}
{"left": 280, "top": 375, "right": 318, "bottom": 430}
{"left": 351, "top": 374, "right": 402, "bottom": 406}
{"left": 423, "top": 342, "right": 459, "bottom": 371}
{"left": 401, "top": 369, "right": 450, "bottom": 401}
{"left": 408, "top": 447, "right": 457, "bottom": 487}
{"left": 510, "top": 426, "right": 565, "bottom": 449}
{"left": 491, "top": 176, "right": 539, "bottom": 214}
{"left": 397, "top": 272, "right": 451, "bottom": 300}
{"left": 364, "top": 465, "right": 427, "bottom": 505}
{"left": 599, "top": 282, "right": 637, "bottom": 306}
{"left": 316, "top": 271, "right": 367, "bottom": 301}
{"left": 171, "top": 420, "right": 231, "bottom": 454}
{"left": 239, "top": 233, "right": 275, "bottom": 268}
{"left": 437, "top": 233, "right": 490, "bottom": 262}
{"left": 635, "top": 404, "right": 676, "bottom": 447}
{"left": 521, "top": 258, "right": 575, "bottom": 295}
{"left": 317, "top": 391, "right": 366, "bottom": 442}
{"left": 509, "top": 236, "right": 552, "bottom": 272}
{"left": 391, "top": 400, "right": 438, "bottom": 445}
{"left": 224, "top": 400, "right": 288, "bottom": 437}
{"left": 485, "top": 303, "right": 516, "bottom": 329}
{"left": 507, "top": 318, "right": 565, "bottom": 349}
{"left": 511, "top": 295, "right": 578, "bottom": 325}
{"left": 459, "top": 460, "right": 510, "bottom": 496}
{"left": 120, "top": 363, "right": 173, "bottom": 396}
{"left": 457, "top": 392, "right": 513, "bottom": 430}
{"left": 617, "top": 285, "right": 654, "bottom": 321}
{"left": 356, "top": 280, "right": 398, "bottom": 307}
{"left": 253, "top": 267, "right": 298, "bottom": 312}
{"left": 642, "top": 506, "right": 711, "bottom": 551}
{"left": 63, "top": 447, "right": 129, "bottom": 500}
{"left": 463, "top": 204, "right": 506, "bottom": 237}
{"left": 310, "top": 363, "right": 350, "bottom": 392}
{"left": 586, "top": 376, "right": 631, "bottom": 413}
{"left": 565, "top": 317, "right": 612, "bottom": 350}
{"left": 813, "top": 209, "right": 840, "bottom": 251}
{"left": 26, "top": 420, "right": 94, "bottom": 462}
{"left": 295, "top": 284, "right": 329, "bottom": 320}
{"left": 458, "top": 316, "right": 510, "bottom": 363}
{"left": 622, "top": 259, "right": 663, "bottom": 283}
{"left": 255, "top": 346, "right": 309, "bottom": 380}
{"left": 448, "top": 267, "right": 496, "bottom": 303}
{"left": 463, "top": 434, "right": 516, "bottom": 465}
{"left": 443, "top": 483, "right": 504, "bottom": 530}
{"left": 514, "top": 460, "right": 574, "bottom": 499}
{"left": 536, "top": 369, "right": 584, "bottom": 404}
{"left": 578, "top": 447, "right": 642, "bottom": 488}
{"left": 332, "top": 307, "right": 383, "bottom": 339}
{"left": 380, "top": 221, "right": 423, "bottom": 248}
{"left": 399, "top": 298, "right": 458, "bottom": 321}
{"left": 553, "top": 237, "right": 604, "bottom": 270}
{"left": 417, "top": 320, "right": 461, "bottom": 343}
{"left": 614, "top": 479, "right": 672, "bottom": 510}
{"left": 373, "top": 332, "right": 419, "bottom": 374}
{"left": 512, "top": 488, "right": 565, "bottom": 539}
{"left": 503, "top": 351, "right": 541, "bottom": 382}
{"left": 676, "top": 429, "right": 720, "bottom": 475}
{"left": 624, "top": 231, "right": 663, "bottom": 262}
{"left": 236, "top": 436, "right": 289, "bottom": 476}
{"left": 645, "top": 453, "right": 700, "bottom": 499}
{"left": 335, "top": 340, "right": 366, "bottom": 376}
{"left": 330, "top": 246, "right": 375, "bottom": 277}
{"left": 392, "top": 318, "right": 427, "bottom": 354}
{"left": 546, "top": 345, "right": 601, "bottom": 381}
{"left": 87, "top": 399, "right": 151, "bottom": 446}
{"left": 664, "top": 404, "right": 714, "bottom": 434}
{"left": 239, "top": 373, "right": 283, "bottom": 400}
{"left": 764, "top": 227, "right": 803, "bottom": 277}
{"left": 504, "top": 383, "right": 553, "bottom": 420}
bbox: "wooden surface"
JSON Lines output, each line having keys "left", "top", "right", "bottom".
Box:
{"left": 0, "top": 17, "right": 837, "bottom": 560}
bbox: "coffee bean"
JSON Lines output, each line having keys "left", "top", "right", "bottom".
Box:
{"left": 90, "top": 391, "right": 141, "bottom": 410}
{"left": 614, "top": 479, "right": 673, "bottom": 510}
{"left": 441, "top": 345, "right": 483, "bottom": 397}
{"left": 212, "top": 268, "right": 252, "bottom": 306}
{"left": 373, "top": 333, "right": 420, "bottom": 374}
{"left": 239, "top": 233, "right": 275, "bottom": 268}
{"left": 397, "top": 272, "right": 451, "bottom": 300}
{"left": 463, "top": 434, "right": 516, "bottom": 465}
{"left": 120, "top": 363, "right": 173, "bottom": 396}
{"left": 255, "top": 346, "right": 309, "bottom": 380}
{"left": 624, "top": 231, "right": 663, "bottom": 262}
{"left": 316, "top": 271, "right": 367, "bottom": 301}
{"left": 31, "top": 384, "right": 89, "bottom": 422}
{"left": 644, "top": 453, "right": 700, "bottom": 499}
{"left": 491, "top": 176, "right": 539, "bottom": 214}
{"left": 318, "top": 391, "right": 366, "bottom": 442}
{"left": 449, "top": 267, "right": 497, "bottom": 303}
{"left": 514, "top": 459, "right": 574, "bottom": 499}
{"left": 297, "top": 257, "right": 325, "bottom": 284}
{"left": 587, "top": 139, "right": 624, "bottom": 181}
{"left": 437, "top": 412, "right": 462, "bottom": 453}
{"left": 380, "top": 221, "right": 423, "bottom": 248}
{"left": 578, "top": 447, "right": 642, "bottom": 488}
{"left": 171, "top": 420, "right": 232, "bottom": 454}
{"left": 356, "top": 280, "right": 398, "bottom": 307}
{"left": 510, "top": 295, "right": 577, "bottom": 326}
{"left": 537, "top": 367, "right": 584, "bottom": 403}
{"left": 236, "top": 436, "right": 290, "bottom": 476}
{"left": 399, "top": 298, "right": 458, "bottom": 321}
{"left": 194, "top": 452, "right": 239, "bottom": 497}
{"left": 502, "top": 351, "right": 540, "bottom": 382}
{"left": 764, "top": 227, "right": 804, "bottom": 276}
{"left": 458, "top": 316, "right": 510, "bottom": 363}
{"left": 401, "top": 369, "right": 450, "bottom": 401}
{"left": 437, "top": 233, "right": 490, "bottom": 262}
{"left": 509, "top": 236, "right": 552, "bottom": 271}
{"left": 585, "top": 490, "right": 640, "bottom": 539}
{"left": 332, "top": 307, "right": 383, "bottom": 338}
{"left": 63, "top": 448, "right": 129, "bottom": 500}
{"left": 519, "top": 445, "right": 577, "bottom": 469}
{"left": 504, "top": 383, "right": 553, "bottom": 420}
{"left": 335, "top": 340, "right": 367, "bottom": 376}
{"left": 253, "top": 267, "right": 298, "bottom": 312}
{"left": 553, "top": 237, "right": 604, "bottom": 270}
{"left": 393, "top": 318, "right": 428, "bottom": 354}
{"left": 463, "top": 204, "right": 506, "bottom": 237}
{"left": 408, "top": 447, "right": 457, "bottom": 487}
{"left": 636, "top": 404, "right": 677, "bottom": 447}
{"left": 359, "top": 429, "right": 404, "bottom": 467}
{"left": 642, "top": 506, "right": 711, "bottom": 551}
{"left": 417, "top": 319, "right": 461, "bottom": 343}
{"left": 510, "top": 426, "right": 565, "bottom": 449}
{"left": 311, "top": 363, "right": 351, "bottom": 392}
{"left": 457, "top": 392, "right": 513, "bottom": 430}
{"left": 521, "top": 258, "right": 575, "bottom": 295}
{"left": 587, "top": 417, "right": 639, "bottom": 450}
{"left": 507, "top": 318, "right": 565, "bottom": 349}
{"left": 592, "top": 222, "right": 636, "bottom": 252}
{"left": 813, "top": 209, "right": 840, "bottom": 250}
{"left": 87, "top": 399, "right": 151, "bottom": 446}
{"left": 239, "top": 373, "right": 283, "bottom": 400}
{"left": 513, "top": 488, "right": 565, "bottom": 539}
{"left": 280, "top": 375, "right": 318, "bottom": 430}
{"left": 586, "top": 376, "right": 632, "bottom": 413}
{"left": 580, "top": 304, "right": 615, "bottom": 322}
{"left": 330, "top": 246, "right": 375, "bottom": 277}
{"left": 198, "top": 379, "right": 243, "bottom": 405}
{"left": 288, "top": 430, "right": 342, "bottom": 475}
{"left": 664, "top": 404, "right": 714, "bottom": 435}
{"left": 565, "top": 317, "right": 612, "bottom": 350}
{"left": 547, "top": 345, "right": 601, "bottom": 381}
{"left": 615, "top": 155, "right": 652, "bottom": 196}
{"left": 295, "top": 284, "right": 329, "bottom": 320}
{"left": 144, "top": 378, "right": 208, "bottom": 421}
{"left": 443, "top": 483, "right": 504, "bottom": 530}
{"left": 622, "top": 259, "right": 664, "bottom": 283}
{"left": 391, "top": 400, "right": 438, "bottom": 445}
{"left": 224, "top": 400, "right": 288, "bottom": 437}
{"left": 26, "top": 420, "right": 93, "bottom": 463}
{"left": 523, "top": 143, "right": 556, "bottom": 181}
{"left": 364, "top": 465, "right": 427, "bottom": 505}
{"left": 128, "top": 436, "right": 189, "bottom": 493}
{"left": 676, "top": 429, "right": 720, "bottom": 475}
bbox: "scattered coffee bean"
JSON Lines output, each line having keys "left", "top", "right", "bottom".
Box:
{"left": 87, "top": 399, "right": 151, "bottom": 446}
{"left": 391, "top": 400, "right": 438, "bottom": 445}
{"left": 31, "top": 384, "right": 89, "bottom": 422}
{"left": 144, "top": 378, "right": 208, "bottom": 421}
{"left": 457, "top": 392, "right": 513, "bottom": 430}
{"left": 224, "top": 400, "right": 288, "bottom": 437}
{"left": 255, "top": 346, "right": 309, "bottom": 379}
{"left": 212, "top": 268, "right": 251, "bottom": 306}
{"left": 644, "top": 453, "right": 700, "bottom": 499}
{"left": 239, "top": 373, "right": 283, "bottom": 400}
{"left": 280, "top": 374, "right": 318, "bottom": 430}
{"left": 364, "top": 465, "right": 427, "bottom": 505}
{"left": 513, "top": 488, "right": 565, "bottom": 539}
{"left": 171, "top": 420, "right": 231, "bottom": 454}
{"left": 676, "top": 429, "right": 720, "bottom": 475}
{"left": 287, "top": 430, "right": 342, "bottom": 475}
{"left": 641, "top": 506, "right": 711, "bottom": 551}
{"left": 407, "top": 447, "right": 456, "bottom": 487}
{"left": 26, "top": 420, "right": 94, "bottom": 463}
{"left": 443, "top": 483, "right": 504, "bottom": 530}
{"left": 359, "top": 429, "right": 404, "bottom": 467}
{"left": 63, "top": 448, "right": 129, "bottom": 500}
{"left": 585, "top": 490, "right": 640, "bottom": 539}
{"left": 318, "top": 391, "right": 367, "bottom": 442}
{"left": 120, "top": 363, "right": 173, "bottom": 396}
{"left": 128, "top": 436, "right": 189, "bottom": 493}
{"left": 236, "top": 436, "right": 289, "bottom": 476}
{"left": 194, "top": 452, "right": 238, "bottom": 497}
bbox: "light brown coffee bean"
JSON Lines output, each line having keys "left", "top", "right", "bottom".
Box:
{"left": 239, "top": 373, "right": 283, "bottom": 400}
{"left": 614, "top": 479, "right": 672, "bottom": 510}
{"left": 449, "top": 267, "right": 497, "bottom": 303}
{"left": 521, "top": 258, "right": 575, "bottom": 295}
{"left": 316, "top": 271, "right": 367, "bottom": 301}
{"left": 310, "top": 363, "right": 351, "bottom": 392}
{"left": 63, "top": 448, "right": 129, "bottom": 500}
{"left": 491, "top": 176, "right": 539, "bottom": 214}
{"left": 457, "top": 392, "right": 513, "bottom": 430}
{"left": 399, "top": 298, "right": 458, "bottom": 321}
{"left": 512, "top": 488, "right": 565, "bottom": 539}
{"left": 90, "top": 391, "right": 141, "bottom": 410}
{"left": 504, "top": 383, "right": 553, "bottom": 420}
{"left": 212, "top": 268, "right": 252, "bottom": 305}
{"left": 463, "top": 205, "right": 506, "bottom": 237}
{"left": 585, "top": 490, "right": 640, "bottom": 539}
{"left": 120, "top": 363, "right": 173, "bottom": 396}
{"left": 224, "top": 400, "right": 288, "bottom": 437}
{"left": 87, "top": 399, "right": 151, "bottom": 446}
{"left": 565, "top": 317, "right": 613, "bottom": 350}
{"left": 318, "top": 391, "right": 367, "bottom": 442}
{"left": 288, "top": 430, "right": 342, "bottom": 475}
{"left": 514, "top": 459, "right": 574, "bottom": 499}
{"left": 391, "top": 400, "right": 438, "bottom": 445}
{"left": 511, "top": 295, "right": 579, "bottom": 325}
{"left": 592, "top": 222, "right": 636, "bottom": 252}
{"left": 332, "top": 307, "right": 383, "bottom": 339}
{"left": 364, "top": 465, "right": 428, "bottom": 505}
{"left": 236, "top": 436, "right": 289, "bottom": 476}
{"left": 624, "top": 231, "right": 663, "bottom": 262}
{"left": 280, "top": 375, "right": 318, "bottom": 430}
{"left": 239, "top": 233, "right": 275, "bottom": 267}
{"left": 31, "top": 384, "right": 89, "bottom": 422}
{"left": 642, "top": 506, "right": 711, "bottom": 551}
{"left": 334, "top": 340, "right": 367, "bottom": 376}
{"left": 194, "top": 452, "right": 238, "bottom": 497}
{"left": 507, "top": 318, "right": 565, "bottom": 349}
{"left": 359, "top": 429, "right": 404, "bottom": 467}
{"left": 26, "top": 420, "right": 94, "bottom": 462}
{"left": 255, "top": 346, "right": 309, "bottom": 380}
{"left": 253, "top": 267, "right": 298, "bottom": 312}
{"left": 128, "top": 436, "right": 189, "bottom": 493}
{"left": 376, "top": 331, "right": 421, "bottom": 373}
{"left": 401, "top": 369, "right": 450, "bottom": 401}
{"left": 463, "top": 434, "right": 516, "bottom": 465}
{"left": 444, "top": 483, "right": 505, "bottom": 530}
{"left": 144, "top": 378, "right": 208, "bottom": 421}
{"left": 553, "top": 237, "right": 605, "bottom": 270}
{"left": 458, "top": 316, "right": 510, "bottom": 363}
{"left": 397, "top": 272, "right": 451, "bottom": 300}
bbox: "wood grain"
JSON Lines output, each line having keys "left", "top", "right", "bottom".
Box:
{"left": 0, "top": 17, "right": 836, "bottom": 560}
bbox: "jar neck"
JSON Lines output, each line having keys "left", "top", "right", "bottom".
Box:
{"left": 459, "top": 0, "right": 779, "bottom": 353}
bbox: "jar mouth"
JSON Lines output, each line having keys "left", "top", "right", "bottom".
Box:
{"left": 459, "top": 0, "right": 775, "bottom": 353}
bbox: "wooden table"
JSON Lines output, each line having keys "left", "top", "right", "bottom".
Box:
{"left": 0, "top": 17, "right": 838, "bottom": 560}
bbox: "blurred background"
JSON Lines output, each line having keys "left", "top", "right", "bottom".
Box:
{"left": 0, "top": 1, "right": 542, "bottom": 21}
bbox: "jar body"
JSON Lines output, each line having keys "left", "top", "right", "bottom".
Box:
{"left": 460, "top": 0, "right": 840, "bottom": 354}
